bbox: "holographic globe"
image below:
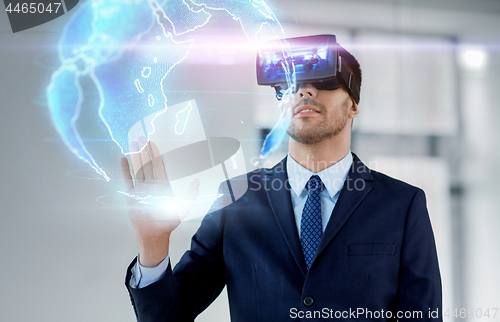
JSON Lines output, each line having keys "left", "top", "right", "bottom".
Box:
{"left": 47, "top": 0, "right": 291, "bottom": 181}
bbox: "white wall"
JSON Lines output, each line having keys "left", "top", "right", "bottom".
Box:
{"left": 460, "top": 49, "right": 500, "bottom": 320}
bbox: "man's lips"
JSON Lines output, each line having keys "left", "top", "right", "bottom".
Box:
{"left": 294, "top": 105, "right": 321, "bottom": 116}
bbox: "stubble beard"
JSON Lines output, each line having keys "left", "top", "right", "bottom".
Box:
{"left": 287, "top": 99, "right": 349, "bottom": 145}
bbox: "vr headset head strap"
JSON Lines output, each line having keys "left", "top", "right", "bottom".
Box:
{"left": 337, "top": 55, "right": 360, "bottom": 104}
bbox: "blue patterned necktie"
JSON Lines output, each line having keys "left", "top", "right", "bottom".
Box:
{"left": 300, "top": 175, "right": 323, "bottom": 270}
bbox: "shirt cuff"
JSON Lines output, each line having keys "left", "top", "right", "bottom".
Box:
{"left": 129, "top": 254, "right": 170, "bottom": 289}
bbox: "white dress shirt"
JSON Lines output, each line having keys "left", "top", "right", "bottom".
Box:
{"left": 287, "top": 151, "right": 353, "bottom": 235}
{"left": 130, "top": 151, "right": 353, "bottom": 288}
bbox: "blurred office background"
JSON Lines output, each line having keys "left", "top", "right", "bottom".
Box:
{"left": 0, "top": 0, "right": 499, "bottom": 321}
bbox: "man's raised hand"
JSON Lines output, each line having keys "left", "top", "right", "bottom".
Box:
{"left": 120, "top": 138, "right": 200, "bottom": 267}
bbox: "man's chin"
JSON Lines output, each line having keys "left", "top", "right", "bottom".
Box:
{"left": 287, "top": 130, "right": 327, "bottom": 145}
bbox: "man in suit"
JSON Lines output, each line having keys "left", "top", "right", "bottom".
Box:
{"left": 120, "top": 42, "right": 442, "bottom": 321}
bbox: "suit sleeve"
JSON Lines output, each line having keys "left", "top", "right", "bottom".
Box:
{"left": 125, "top": 208, "right": 226, "bottom": 322}
{"left": 398, "top": 189, "right": 443, "bottom": 321}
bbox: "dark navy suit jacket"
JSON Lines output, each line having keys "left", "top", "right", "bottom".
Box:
{"left": 126, "top": 154, "right": 442, "bottom": 321}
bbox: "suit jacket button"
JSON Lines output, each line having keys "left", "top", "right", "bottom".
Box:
{"left": 303, "top": 296, "right": 314, "bottom": 307}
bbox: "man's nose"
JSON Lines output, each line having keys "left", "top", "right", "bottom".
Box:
{"left": 296, "top": 83, "right": 317, "bottom": 99}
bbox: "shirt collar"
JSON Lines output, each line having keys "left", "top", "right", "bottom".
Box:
{"left": 286, "top": 151, "right": 353, "bottom": 199}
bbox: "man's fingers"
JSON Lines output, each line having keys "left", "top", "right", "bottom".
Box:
{"left": 184, "top": 178, "right": 201, "bottom": 201}
{"left": 149, "top": 141, "right": 168, "bottom": 181}
{"left": 130, "top": 141, "right": 144, "bottom": 182}
{"left": 120, "top": 157, "right": 134, "bottom": 191}
{"left": 177, "top": 179, "right": 200, "bottom": 222}
{"left": 138, "top": 136, "right": 154, "bottom": 181}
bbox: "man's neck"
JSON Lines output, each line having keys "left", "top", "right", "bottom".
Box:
{"left": 288, "top": 130, "right": 351, "bottom": 173}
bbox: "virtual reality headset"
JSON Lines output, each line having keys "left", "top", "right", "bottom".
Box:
{"left": 256, "top": 34, "right": 360, "bottom": 104}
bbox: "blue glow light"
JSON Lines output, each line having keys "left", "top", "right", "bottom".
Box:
{"left": 259, "top": 96, "right": 293, "bottom": 158}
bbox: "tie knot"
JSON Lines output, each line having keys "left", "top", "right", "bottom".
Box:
{"left": 306, "top": 175, "right": 323, "bottom": 192}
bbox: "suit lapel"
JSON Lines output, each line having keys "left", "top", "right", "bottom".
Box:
{"left": 313, "top": 153, "right": 373, "bottom": 264}
{"left": 264, "top": 154, "right": 374, "bottom": 274}
{"left": 264, "top": 157, "right": 307, "bottom": 276}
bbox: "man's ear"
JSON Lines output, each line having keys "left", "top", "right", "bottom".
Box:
{"left": 349, "top": 97, "right": 359, "bottom": 119}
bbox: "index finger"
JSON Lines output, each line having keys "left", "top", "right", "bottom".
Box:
{"left": 120, "top": 157, "right": 134, "bottom": 191}
{"left": 184, "top": 178, "right": 200, "bottom": 201}
{"left": 149, "top": 141, "right": 168, "bottom": 181}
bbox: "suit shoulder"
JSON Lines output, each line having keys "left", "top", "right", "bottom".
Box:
{"left": 368, "top": 168, "right": 424, "bottom": 200}
{"left": 231, "top": 166, "right": 273, "bottom": 181}
{"left": 212, "top": 167, "right": 272, "bottom": 200}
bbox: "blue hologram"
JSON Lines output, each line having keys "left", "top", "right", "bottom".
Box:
{"left": 47, "top": 0, "right": 295, "bottom": 180}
